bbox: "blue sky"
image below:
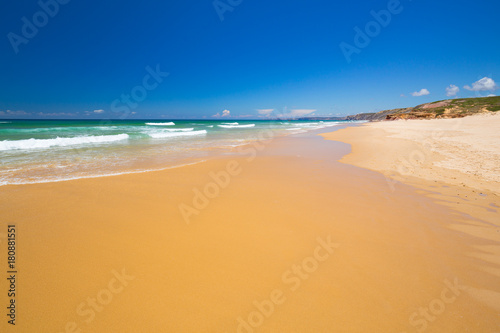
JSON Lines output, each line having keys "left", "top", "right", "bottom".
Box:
{"left": 0, "top": 0, "right": 499, "bottom": 119}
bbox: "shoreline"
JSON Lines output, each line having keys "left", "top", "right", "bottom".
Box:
{"left": 1, "top": 123, "right": 499, "bottom": 332}
{"left": 322, "top": 113, "right": 500, "bottom": 193}
{"left": 321, "top": 113, "right": 500, "bottom": 226}
{"left": 322, "top": 114, "right": 500, "bottom": 326}
{"left": 0, "top": 121, "right": 347, "bottom": 187}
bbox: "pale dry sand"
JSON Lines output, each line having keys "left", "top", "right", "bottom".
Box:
{"left": 0, "top": 128, "right": 499, "bottom": 332}
{"left": 323, "top": 113, "right": 500, "bottom": 194}
{"left": 322, "top": 114, "right": 500, "bottom": 228}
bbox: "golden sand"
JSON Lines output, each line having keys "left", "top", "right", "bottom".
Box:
{"left": 0, "top": 126, "right": 499, "bottom": 332}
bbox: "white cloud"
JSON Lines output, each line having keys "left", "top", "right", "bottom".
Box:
{"left": 487, "top": 94, "right": 496, "bottom": 97}
{"left": 290, "top": 109, "right": 316, "bottom": 117}
{"left": 400, "top": 94, "right": 406, "bottom": 97}
{"left": 212, "top": 109, "right": 231, "bottom": 118}
{"left": 0, "top": 110, "right": 30, "bottom": 116}
{"left": 37, "top": 112, "right": 77, "bottom": 117}
{"left": 464, "top": 77, "right": 498, "bottom": 91}
{"left": 257, "top": 109, "right": 274, "bottom": 116}
{"left": 274, "top": 108, "right": 316, "bottom": 119}
{"left": 84, "top": 110, "right": 101, "bottom": 116}
{"left": 411, "top": 89, "right": 430, "bottom": 97}
{"left": 445, "top": 84, "right": 459, "bottom": 97}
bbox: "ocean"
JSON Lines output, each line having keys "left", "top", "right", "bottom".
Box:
{"left": 0, "top": 119, "right": 349, "bottom": 186}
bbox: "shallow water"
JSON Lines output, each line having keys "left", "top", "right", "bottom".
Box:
{"left": 0, "top": 119, "right": 354, "bottom": 185}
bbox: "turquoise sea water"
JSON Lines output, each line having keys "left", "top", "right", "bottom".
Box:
{"left": 0, "top": 119, "right": 350, "bottom": 186}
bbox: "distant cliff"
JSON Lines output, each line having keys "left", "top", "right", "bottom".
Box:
{"left": 344, "top": 108, "right": 410, "bottom": 121}
{"left": 299, "top": 96, "right": 500, "bottom": 122}
{"left": 382, "top": 96, "right": 500, "bottom": 120}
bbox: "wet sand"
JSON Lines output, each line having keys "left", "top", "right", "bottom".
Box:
{"left": 0, "top": 126, "right": 499, "bottom": 332}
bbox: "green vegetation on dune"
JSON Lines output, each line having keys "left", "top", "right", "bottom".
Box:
{"left": 354, "top": 96, "right": 500, "bottom": 121}
{"left": 299, "top": 96, "right": 500, "bottom": 121}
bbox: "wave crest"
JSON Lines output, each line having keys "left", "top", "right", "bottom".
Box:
{"left": 218, "top": 124, "right": 255, "bottom": 128}
{"left": 163, "top": 128, "right": 194, "bottom": 132}
{"left": 148, "top": 130, "right": 207, "bottom": 139}
{"left": 0, "top": 134, "right": 129, "bottom": 151}
{"left": 145, "top": 122, "right": 175, "bottom": 126}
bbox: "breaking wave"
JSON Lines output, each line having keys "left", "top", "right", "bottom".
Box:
{"left": 0, "top": 134, "right": 129, "bottom": 151}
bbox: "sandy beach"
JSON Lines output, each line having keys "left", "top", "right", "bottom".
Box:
{"left": 2, "top": 0, "right": 498, "bottom": 331}
{"left": 323, "top": 113, "right": 500, "bottom": 194}
{"left": 322, "top": 113, "right": 500, "bottom": 227}
{"left": 1, "top": 122, "right": 499, "bottom": 332}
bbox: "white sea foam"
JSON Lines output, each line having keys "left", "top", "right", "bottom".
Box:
{"left": 292, "top": 122, "right": 341, "bottom": 130}
{"left": 0, "top": 121, "right": 11, "bottom": 124}
{"left": 218, "top": 124, "right": 255, "bottom": 128}
{"left": 145, "top": 122, "right": 175, "bottom": 126}
{"left": 0, "top": 160, "right": 207, "bottom": 187}
{"left": 163, "top": 128, "right": 194, "bottom": 132}
{"left": 221, "top": 122, "right": 239, "bottom": 125}
{"left": 148, "top": 130, "right": 207, "bottom": 139}
{"left": 0, "top": 134, "right": 129, "bottom": 151}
